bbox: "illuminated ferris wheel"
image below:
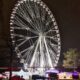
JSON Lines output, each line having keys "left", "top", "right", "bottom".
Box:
{"left": 10, "top": 0, "right": 61, "bottom": 72}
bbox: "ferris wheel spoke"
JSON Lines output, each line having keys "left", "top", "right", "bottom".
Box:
{"left": 30, "top": 36, "right": 41, "bottom": 67}
{"left": 17, "top": 38, "right": 24, "bottom": 41}
{"left": 17, "top": 4, "right": 34, "bottom": 24}
{"left": 14, "top": 26, "right": 38, "bottom": 35}
{"left": 31, "top": 4, "right": 43, "bottom": 32}
{"left": 45, "top": 21, "right": 53, "bottom": 30}
{"left": 44, "top": 37, "right": 53, "bottom": 68}
{"left": 14, "top": 15, "right": 27, "bottom": 29}
{"left": 34, "top": 3, "right": 43, "bottom": 31}
{"left": 24, "top": 1, "right": 40, "bottom": 31}
{"left": 21, "top": 45, "right": 34, "bottom": 59}
{"left": 25, "top": 48, "right": 36, "bottom": 64}
{"left": 16, "top": 7, "right": 40, "bottom": 32}
{"left": 47, "top": 38, "right": 58, "bottom": 47}
{"left": 25, "top": 1, "right": 41, "bottom": 32}
{"left": 14, "top": 33, "right": 38, "bottom": 38}
{"left": 48, "top": 42, "right": 58, "bottom": 55}
{"left": 25, "top": 1, "right": 36, "bottom": 18}
{"left": 18, "top": 43, "right": 35, "bottom": 55}
{"left": 16, "top": 36, "right": 38, "bottom": 48}
{"left": 22, "top": 50, "right": 30, "bottom": 59}
{"left": 50, "top": 43, "right": 58, "bottom": 49}
{"left": 14, "top": 16, "right": 37, "bottom": 33}
{"left": 13, "top": 18, "right": 28, "bottom": 29}
{"left": 14, "top": 34, "right": 26, "bottom": 38}
{"left": 46, "top": 40, "right": 58, "bottom": 64}
{"left": 23, "top": 2, "right": 40, "bottom": 31}
{"left": 16, "top": 39, "right": 29, "bottom": 48}
{"left": 35, "top": 3, "right": 41, "bottom": 19}
{"left": 39, "top": 36, "right": 44, "bottom": 68}
{"left": 40, "top": 12, "right": 49, "bottom": 32}
{"left": 15, "top": 13, "right": 39, "bottom": 32}
{"left": 46, "top": 21, "right": 52, "bottom": 26}
{"left": 19, "top": 38, "right": 38, "bottom": 55}
{"left": 46, "top": 36, "right": 58, "bottom": 44}
{"left": 45, "top": 15, "right": 52, "bottom": 25}
{"left": 40, "top": 6, "right": 46, "bottom": 22}
{"left": 46, "top": 38, "right": 59, "bottom": 53}
{"left": 45, "top": 29, "right": 58, "bottom": 34}
{"left": 24, "top": 2, "right": 35, "bottom": 19}
{"left": 35, "top": 5, "right": 47, "bottom": 31}
{"left": 49, "top": 52, "right": 58, "bottom": 64}
{"left": 16, "top": 12, "right": 32, "bottom": 27}
{"left": 49, "top": 48, "right": 56, "bottom": 61}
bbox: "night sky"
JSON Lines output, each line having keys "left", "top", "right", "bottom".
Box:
{"left": 0, "top": 0, "right": 80, "bottom": 67}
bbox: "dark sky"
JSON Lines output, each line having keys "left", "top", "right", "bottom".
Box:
{"left": 0, "top": 0, "right": 80, "bottom": 66}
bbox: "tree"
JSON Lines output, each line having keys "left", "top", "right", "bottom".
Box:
{"left": 63, "top": 49, "right": 80, "bottom": 68}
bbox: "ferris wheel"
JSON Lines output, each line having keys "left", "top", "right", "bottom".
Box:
{"left": 10, "top": 0, "right": 61, "bottom": 72}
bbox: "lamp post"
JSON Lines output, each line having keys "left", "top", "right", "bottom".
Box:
{"left": 7, "top": 38, "right": 14, "bottom": 80}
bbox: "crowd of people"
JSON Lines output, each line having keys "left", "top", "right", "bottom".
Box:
{"left": 10, "top": 76, "right": 25, "bottom": 80}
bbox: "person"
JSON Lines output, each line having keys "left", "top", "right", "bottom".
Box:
{"left": 49, "top": 73, "right": 58, "bottom": 80}
{"left": 20, "top": 76, "right": 25, "bottom": 80}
